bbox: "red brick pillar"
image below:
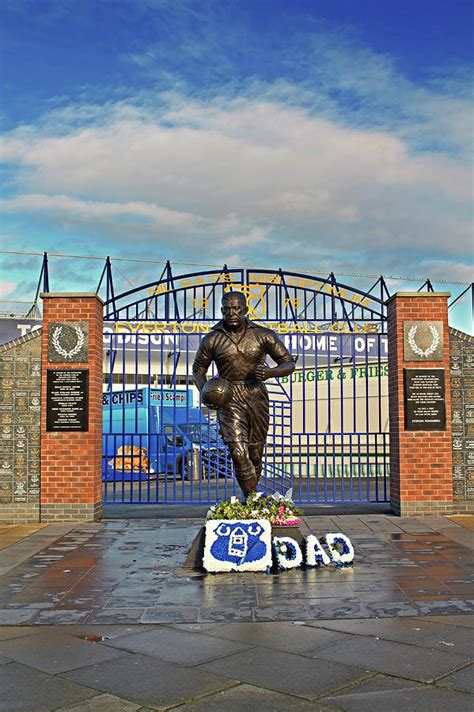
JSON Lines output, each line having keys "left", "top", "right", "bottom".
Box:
{"left": 40, "top": 294, "right": 103, "bottom": 521}
{"left": 387, "top": 292, "right": 453, "bottom": 516}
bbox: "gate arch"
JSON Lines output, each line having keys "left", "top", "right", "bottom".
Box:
{"left": 102, "top": 265, "right": 390, "bottom": 505}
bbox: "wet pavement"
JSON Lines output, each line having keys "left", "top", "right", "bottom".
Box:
{"left": 0, "top": 515, "right": 472, "bottom": 625}
{"left": 0, "top": 514, "right": 472, "bottom": 710}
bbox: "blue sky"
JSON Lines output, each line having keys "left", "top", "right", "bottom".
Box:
{"left": 0, "top": 0, "right": 472, "bottom": 329}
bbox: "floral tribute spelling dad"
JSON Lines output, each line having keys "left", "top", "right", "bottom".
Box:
{"left": 203, "top": 491, "right": 354, "bottom": 573}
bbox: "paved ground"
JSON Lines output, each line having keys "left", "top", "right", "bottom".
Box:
{"left": 0, "top": 525, "right": 48, "bottom": 552}
{"left": 0, "top": 514, "right": 472, "bottom": 710}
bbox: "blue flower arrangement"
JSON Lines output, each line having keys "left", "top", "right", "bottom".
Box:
{"left": 324, "top": 532, "right": 355, "bottom": 567}
{"left": 203, "top": 519, "right": 272, "bottom": 572}
{"left": 202, "top": 513, "right": 355, "bottom": 573}
{"left": 272, "top": 536, "right": 303, "bottom": 570}
{"left": 305, "top": 534, "right": 331, "bottom": 567}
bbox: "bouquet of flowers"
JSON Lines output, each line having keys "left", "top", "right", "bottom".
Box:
{"left": 206, "top": 490, "right": 302, "bottom": 526}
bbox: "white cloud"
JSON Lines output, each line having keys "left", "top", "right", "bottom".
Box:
{"left": 1, "top": 87, "right": 472, "bottom": 280}
{"left": 225, "top": 226, "right": 270, "bottom": 247}
{"left": 1, "top": 193, "right": 203, "bottom": 229}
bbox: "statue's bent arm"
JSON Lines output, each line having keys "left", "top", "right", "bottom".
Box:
{"left": 192, "top": 336, "right": 213, "bottom": 392}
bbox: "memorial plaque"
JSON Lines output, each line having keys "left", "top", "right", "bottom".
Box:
{"left": 1, "top": 424, "right": 12, "bottom": 438}
{"left": 403, "top": 321, "right": 444, "bottom": 362}
{"left": 48, "top": 322, "right": 89, "bottom": 363}
{"left": 14, "top": 359, "right": 28, "bottom": 377}
{"left": 29, "top": 392, "right": 40, "bottom": 412}
{"left": 452, "top": 407, "right": 463, "bottom": 425}
{"left": 0, "top": 358, "right": 14, "bottom": 377}
{"left": 453, "top": 464, "right": 464, "bottom": 480}
{"left": 0, "top": 390, "right": 13, "bottom": 407}
{"left": 453, "top": 482, "right": 465, "bottom": 498}
{"left": 451, "top": 389, "right": 462, "bottom": 404}
{"left": 46, "top": 369, "right": 89, "bottom": 431}
{"left": 0, "top": 482, "right": 12, "bottom": 503}
{"left": 404, "top": 368, "right": 446, "bottom": 430}
{"left": 0, "top": 441, "right": 12, "bottom": 456}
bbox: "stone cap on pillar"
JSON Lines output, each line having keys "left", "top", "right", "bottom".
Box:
{"left": 40, "top": 293, "right": 104, "bottom": 303}
{"left": 385, "top": 292, "right": 450, "bottom": 305}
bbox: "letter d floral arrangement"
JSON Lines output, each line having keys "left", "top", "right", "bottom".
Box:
{"left": 203, "top": 492, "right": 355, "bottom": 573}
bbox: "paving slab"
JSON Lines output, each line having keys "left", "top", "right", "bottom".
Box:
{"left": 309, "top": 633, "right": 468, "bottom": 682}
{"left": 197, "top": 605, "right": 255, "bottom": 622}
{"left": 177, "top": 683, "right": 333, "bottom": 711}
{"left": 305, "top": 616, "right": 464, "bottom": 645}
{"left": 0, "top": 609, "right": 38, "bottom": 625}
{"left": 34, "top": 609, "right": 91, "bottom": 625}
{"left": 0, "top": 525, "right": 48, "bottom": 551}
{"left": 0, "top": 630, "right": 131, "bottom": 673}
{"left": 437, "top": 663, "right": 474, "bottom": 694}
{"left": 416, "top": 599, "right": 474, "bottom": 615}
{"left": 202, "top": 621, "right": 350, "bottom": 654}
{"left": 198, "top": 645, "right": 372, "bottom": 699}
{"left": 37, "top": 623, "right": 161, "bottom": 640}
{"left": 103, "top": 625, "right": 255, "bottom": 665}
{"left": 423, "top": 614, "right": 474, "bottom": 628}
{"left": 307, "top": 599, "right": 372, "bottom": 619}
{"left": 0, "top": 662, "right": 98, "bottom": 711}
{"left": 0, "top": 625, "right": 42, "bottom": 641}
{"left": 322, "top": 673, "right": 474, "bottom": 711}
{"left": 254, "top": 603, "right": 311, "bottom": 621}
{"left": 169, "top": 622, "right": 224, "bottom": 633}
{"left": 363, "top": 600, "right": 421, "bottom": 617}
{"left": 140, "top": 606, "right": 200, "bottom": 623}
{"left": 57, "top": 693, "right": 142, "bottom": 711}
{"left": 63, "top": 652, "right": 238, "bottom": 709}
{"left": 85, "top": 609, "right": 146, "bottom": 625}
{"left": 420, "top": 626, "right": 474, "bottom": 656}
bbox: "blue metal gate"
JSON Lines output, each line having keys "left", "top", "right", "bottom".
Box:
{"left": 102, "top": 265, "right": 390, "bottom": 504}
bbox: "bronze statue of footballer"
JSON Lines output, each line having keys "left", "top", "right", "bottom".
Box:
{"left": 192, "top": 291, "right": 295, "bottom": 497}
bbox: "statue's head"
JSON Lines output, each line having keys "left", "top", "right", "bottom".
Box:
{"left": 221, "top": 291, "right": 247, "bottom": 330}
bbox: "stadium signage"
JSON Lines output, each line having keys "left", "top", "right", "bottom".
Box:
{"left": 281, "top": 363, "right": 389, "bottom": 383}
{"left": 111, "top": 321, "right": 381, "bottom": 335}
{"left": 148, "top": 274, "right": 370, "bottom": 308}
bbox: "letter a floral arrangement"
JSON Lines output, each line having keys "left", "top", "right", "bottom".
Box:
{"left": 203, "top": 492, "right": 355, "bottom": 573}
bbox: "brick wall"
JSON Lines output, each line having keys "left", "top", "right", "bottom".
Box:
{"left": 40, "top": 294, "right": 103, "bottom": 521}
{"left": 387, "top": 293, "right": 454, "bottom": 516}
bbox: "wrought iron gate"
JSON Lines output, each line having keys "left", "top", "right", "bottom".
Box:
{"left": 102, "top": 265, "right": 390, "bottom": 504}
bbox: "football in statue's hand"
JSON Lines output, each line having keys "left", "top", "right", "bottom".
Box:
{"left": 201, "top": 378, "right": 233, "bottom": 408}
